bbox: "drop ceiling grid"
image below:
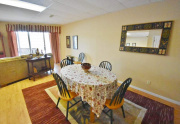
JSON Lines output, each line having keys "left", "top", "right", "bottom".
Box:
{"left": 46, "top": 1, "right": 102, "bottom": 22}
{"left": 117, "top": 0, "right": 154, "bottom": 8}
{"left": 49, "top": 2, "right": 89, "bottom": 16}
{"left": 42, "top": 9, "right": 76, "bottom": 18}
{"left": 0, "top": 0, "right": 165, "bottom": 24}
{"left": 29, "top": 13, "right": 66, "bottom": 24}
{"left": 84, "top": 0, "right": 126, "bottom": 12}
{"left": 53, "top": 0, "right": 105, "bottom": 12}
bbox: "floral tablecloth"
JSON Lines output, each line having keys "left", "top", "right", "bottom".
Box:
{"left": 60, "top": 64, "right": 118, "bottom": 117}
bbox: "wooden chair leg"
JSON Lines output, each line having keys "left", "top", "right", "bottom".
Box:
{"left": 110, "top": 109, "right": 113, "bottom": 124}
{"left": 81, "top": 101, "right": 85, "bottom": 108}
{"left": 56, "top": 98, "right": 60, "bottom": 108}
{"left": 90, "top": 107, "right": 95, "bottom": 123}
{"left": 121, "top": 105, "right": 125, "bottom": 118}
{"left": 66, "top": 101, "right": 69, "bottom": 120}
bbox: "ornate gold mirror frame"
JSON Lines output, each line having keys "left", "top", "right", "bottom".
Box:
{"left": 119, "top": 21, "right": 173, "bottom": 55}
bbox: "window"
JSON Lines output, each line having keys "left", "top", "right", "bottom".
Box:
{"left": 16, "top": 32, "right": 30, "bottom": 55}
{"left": 16, "top": 31, "right": 51, "bottom": 56}
{"left": 44, "top": 32, "right": 51, "bottom": 53}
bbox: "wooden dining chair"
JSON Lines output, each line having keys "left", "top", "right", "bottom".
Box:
{"left": 60, "top": 58, "right": 71, "bottom": 68}
{"left": 99, "top": 61, "right": 112, "bottom": 71}
{"left": 78, "top": 52, "right": 85, "bottom": 63}
{"left": 53, "top": 73, "right": 83, "bottom": 120}
{"left": 102, "top": 78, "right": 132, "bottom": 124}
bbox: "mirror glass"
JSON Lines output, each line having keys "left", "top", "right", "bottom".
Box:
{"left": 125, "top": 29, "right": 162, "bottom": 48}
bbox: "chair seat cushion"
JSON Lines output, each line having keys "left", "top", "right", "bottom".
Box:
{"left": 58, "top": 90, "right": 78, "bottom": 101}
{"left": 73, "top": 61, "right": 81, "bottom": 64}
{"left": 105, "top": 98, "right": 124, "bottom": 110}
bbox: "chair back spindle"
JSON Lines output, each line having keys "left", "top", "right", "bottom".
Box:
{"left": 53, "top": 73, "right": 71, "bottom": 98}
{"left": 78, "top": 53, "right": 85, "bottom": 63}
{"left": 99, "top": 61, "right": 112, "bottom": 71}
{"left": 60, "top": 59, "right": 71, "bottom": 68}
{"left": 110, "top": 78, "right": 132, "bottom": 106}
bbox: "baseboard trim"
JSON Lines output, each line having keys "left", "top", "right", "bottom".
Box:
{"left": 118, "top": 81, "right": 180, "bottom": 106}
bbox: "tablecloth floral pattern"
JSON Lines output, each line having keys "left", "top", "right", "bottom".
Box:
{"left": 60, "top": 64, "right": 118, "bottom": 117}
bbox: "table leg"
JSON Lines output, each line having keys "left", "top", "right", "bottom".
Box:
{"left": 90, "top": 107, "right": 95, "bottom": 123}
{"left": 48, "top": 58, "right": 52, "bottom": 73}
{"left": 44, "top": 59, "right": 47, "bottom": 68}
{"left": 31, "top": 62, "right": 35, "bottom": 81}
{"left": 27, "top": 62, "right": 30, "bottom": 80}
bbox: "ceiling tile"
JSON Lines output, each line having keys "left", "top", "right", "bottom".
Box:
{"left": 0, "top": 4, "right": 38, "bottom": 22}
{"left": 52, "top": 0, "right": 107, "bottom": 13}
{"left": 29, "top": 13, "right": 66, "bottom": 24}
{"left": 42, "top": 8, "right": 74, "bottom": 18}
{"left": 49, "top": 2, "right": 86, "bottom": 16}
{"left": 150, "top": 0, "right": 164, "bottom": 2}
{"left": 84, "top": 0, "right": 126, "bottom": 12}
{"left": 117, "top": 0, "right": 150, "bottom": 8}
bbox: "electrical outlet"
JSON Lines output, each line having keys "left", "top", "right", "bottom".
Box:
{"left": 147, "top": 80, "right": 151, "bottom": 85}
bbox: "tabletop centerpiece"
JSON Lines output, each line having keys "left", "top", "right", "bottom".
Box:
{"left": 81, "top": 63, "right": 91, "bottom": 73}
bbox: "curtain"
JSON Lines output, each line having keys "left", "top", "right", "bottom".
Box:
{"left": 49, "top": 32, "right": 61, "bottom": 63}
{"left": 7, "top": 31, "right": 18, "bottom": 57}
{"left": 6, "top": 24, "right": 61, "bottom": 33}
{"left": 6, "top": 24, "right": 61, "bottom": 58}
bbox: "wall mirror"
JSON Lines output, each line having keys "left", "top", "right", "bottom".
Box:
{"left": 119, "top": 21, "right": 173, "bottom": 55}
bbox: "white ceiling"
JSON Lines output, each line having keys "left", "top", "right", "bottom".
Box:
{"left": 0, "top": 0, "right": 164, "bottom": 25}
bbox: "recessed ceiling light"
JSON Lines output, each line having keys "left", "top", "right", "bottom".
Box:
{"left": 0, "top": 0, "right": 46, "bottom": 12}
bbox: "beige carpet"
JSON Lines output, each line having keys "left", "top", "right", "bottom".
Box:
{"left": 45, "top": 86, "right": 147, "bottom": 124}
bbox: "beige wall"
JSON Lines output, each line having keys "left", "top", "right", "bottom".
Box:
{"left": 60, "top": 0, "right": 180, "bottom": 101}
{"left": 0, "top": 38, "right": 3, "bottom": 51}
{"left": 0, "top": 22, "right": 61, "bottom": 57}
{"left": 0, "top": 22, "right": 10, "bottom": 56}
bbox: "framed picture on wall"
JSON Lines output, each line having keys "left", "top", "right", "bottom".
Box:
{"left": 132, "top": 43, "right": 136, "bottom": 46}
{"left": 66, "top": 36, "right": 71, "bottom": 48}
{"left": 72, "top": 35, "right": 78, "bottom": 50}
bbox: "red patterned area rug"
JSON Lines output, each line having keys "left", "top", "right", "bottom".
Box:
{"left": 22, "top": 80, "right": 174, "bottom": 124}
{"left": 124, "top": 91, "right": 174, "bottom": 124}
{"left": 22, "top": 80, "right": 70, "bottom": 124}
{"left": 46, "top": 85, "right": 146, "bottom": 124}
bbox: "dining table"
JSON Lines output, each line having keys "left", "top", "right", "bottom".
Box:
{"left": 60, "top": 64, "right": 118, "bottom": 122}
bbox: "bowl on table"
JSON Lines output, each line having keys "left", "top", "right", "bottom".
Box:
{"left": 81, "top": 63, "right": 91, "bottom": 72}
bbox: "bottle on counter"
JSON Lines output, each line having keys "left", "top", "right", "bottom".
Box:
{"left": 36, "top": 48, "right": 40, "bottom": 56}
